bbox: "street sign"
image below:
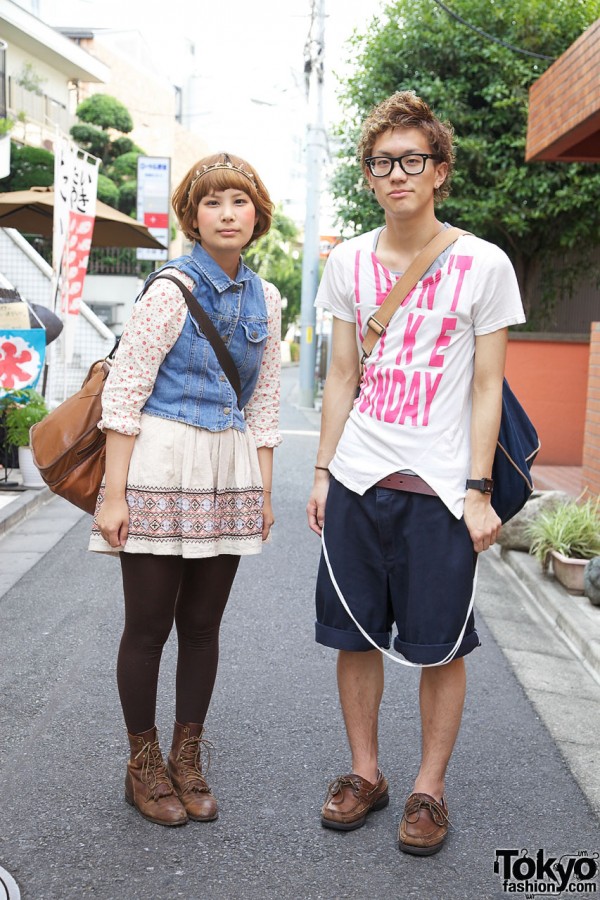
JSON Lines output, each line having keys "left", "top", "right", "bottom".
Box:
{"left": 136, "top": 156, "right": 170, "bottom": 261}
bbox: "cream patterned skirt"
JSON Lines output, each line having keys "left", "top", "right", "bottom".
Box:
{"left": 88, "top": 413, "right": 264, "bottom": 558}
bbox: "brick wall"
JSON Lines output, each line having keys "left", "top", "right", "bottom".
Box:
{"left": 583, "top": 322, "right": 600, "bottom": 496}
{"left": 526, "top": 18, "right": 600, "bottom": 161}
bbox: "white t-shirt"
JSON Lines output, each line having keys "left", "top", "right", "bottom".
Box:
{"left": 315, "top": 228, "right": 526, "bottom": 517}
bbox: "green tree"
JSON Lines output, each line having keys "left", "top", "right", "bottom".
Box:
{"left": 244, "top": 207, "right": 303, "bottom": 337}
{"left": 71, "top": 94, "right": 143, "bottom": 212}
{"left": 116, "top": 180, "right": 137, "bottom": 216}
{"left": 105, "top": 150, "right": 140, "bottom": 186}
{"left": 0, "top": 145, "right": 54, "bottom": 190}
{"left": 96, "top": 172, "right": 120, "bottom": 208}
{"left": 0, "top": 117, "right": 15, "bottom": 136}
{"left": 15, "top": 62, "right": 46, "bottom": 96}
{"left": 332, "top": 0, "right": 600, "bottom": 324}
{"left": 70, "top": 123, "right": 109, "bottom": 162}
{"left": 75, "top": 94, "right": 134, "bottom": 135}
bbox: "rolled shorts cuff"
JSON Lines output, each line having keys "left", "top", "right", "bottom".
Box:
{"left": 315, "top": 622, "right": 392, "bottom": 652}
{"left": 393, "top": 629, "right": 481, "bottom": 665}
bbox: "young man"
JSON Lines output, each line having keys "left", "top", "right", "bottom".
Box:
{"left": 306, "top": 91, "right": 525, "bottom": 855}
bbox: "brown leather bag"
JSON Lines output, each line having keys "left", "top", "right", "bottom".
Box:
{"left": 30, "top": 357, "right": 111, "bottom": 514}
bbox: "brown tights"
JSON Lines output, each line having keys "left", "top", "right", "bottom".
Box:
{"left": 117, "top": 552, "right": 240, "bottom": 735}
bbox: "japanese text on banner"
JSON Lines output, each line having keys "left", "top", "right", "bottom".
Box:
{"left": 59, "top": 158, "right": 99, "bottom": 317}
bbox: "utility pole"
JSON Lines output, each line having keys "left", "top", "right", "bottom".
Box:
{"left": 298, "top": 0, "right": 325, "bottom": 408}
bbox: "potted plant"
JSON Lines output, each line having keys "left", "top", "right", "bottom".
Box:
{"left": 2, "top": 389, "right": 48, "bottom": 488}
{"left": 527, "top": 496, "right": 600, "bottom": 594}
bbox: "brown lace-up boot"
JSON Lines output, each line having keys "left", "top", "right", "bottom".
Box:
{"left": 125, "top": 726, "right": 188, "bottom": 826}
{"left": 168, "top": 722, "right": 218, "bottom": 821}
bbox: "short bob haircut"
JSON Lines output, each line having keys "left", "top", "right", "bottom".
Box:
{"left": 358, "top": 91, "right": 456, "bottom": 203}
{"left": 172, "top": 152, "right": 273, "bottom": 247}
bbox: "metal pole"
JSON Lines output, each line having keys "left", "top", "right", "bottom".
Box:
{"left": 298, "top": 0, "right": 325, "bottom": 408}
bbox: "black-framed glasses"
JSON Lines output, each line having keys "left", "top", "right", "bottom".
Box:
{"left": 365, "top": 153, "right": 440, "bottom": 177}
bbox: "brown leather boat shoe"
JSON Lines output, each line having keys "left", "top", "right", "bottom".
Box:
{"left": 398, "top": 792, "right": 450, "bottom": 856}
{"left": 321, "top": 770, "right": 389, "bottom": 831}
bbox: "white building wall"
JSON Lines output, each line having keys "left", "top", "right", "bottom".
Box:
{"left": 6, "top": 45, "right": 72, "bottom": 107}
{"left": 83, "top": 273, "right": 143, "bottom": 332}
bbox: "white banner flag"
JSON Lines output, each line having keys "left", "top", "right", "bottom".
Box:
{"left": 52, "top": 140, "right": 100, "bottom": 366}
{"left": 59, "top": 154, "right": 99, "bottom": 318}
{"left": 52, "top": 136, "right": 74, "bottom": 289}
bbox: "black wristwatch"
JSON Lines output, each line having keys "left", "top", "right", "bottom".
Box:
{"left": 466, "top": 478, "right": 494, "bottom": 494}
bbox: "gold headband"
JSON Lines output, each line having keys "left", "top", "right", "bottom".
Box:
{"left": 190, "top": 158, "right": 255, "bottom": 188}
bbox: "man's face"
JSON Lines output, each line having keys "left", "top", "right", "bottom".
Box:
{"left": 365, "top": 127, "right": 448, "bottom": 220}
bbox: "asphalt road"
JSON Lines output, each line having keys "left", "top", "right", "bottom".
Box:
{"left": 1, "top": 367, "right": 598, "bottom": 899}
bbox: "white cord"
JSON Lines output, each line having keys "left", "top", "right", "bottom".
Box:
{"left": 321, "top": 526, "right": 477, "bottom": 668}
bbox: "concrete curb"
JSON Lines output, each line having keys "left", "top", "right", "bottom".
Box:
{"left": 498, "top": 546, "right": 600, "bottom": 683}
{"left": 0, "top": 486, "right": 54, "bottom": 536}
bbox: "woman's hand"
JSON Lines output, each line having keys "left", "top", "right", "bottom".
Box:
{"left": 99, "top": 431, "right": 136, "bottom": 548}
{"left": 306, "top": 469, "right": 330, "bottom": 536}
{"left": 262, "top": 493, "right": 275, "bottom": 541}
{"left": 95, "top": 497, "right": 130, "bottom": 548}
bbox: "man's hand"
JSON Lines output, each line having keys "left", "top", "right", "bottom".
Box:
{"left": 463, "top": 491, "right": 501, "bottom": 553}
{"left": 306, "top": 470, "right": 330, "bottom": 536}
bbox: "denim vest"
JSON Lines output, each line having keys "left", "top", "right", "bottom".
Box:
{"left": 142, "top": 243, "right": 268, "bottom": 433}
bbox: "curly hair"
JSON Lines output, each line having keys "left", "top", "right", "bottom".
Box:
{"left": 172, "top": 152, "right": 273, "bottom": 247}
{"left": 358, "top": 92, "right": 456, "bottom": 202}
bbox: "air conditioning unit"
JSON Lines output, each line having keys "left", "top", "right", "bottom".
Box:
{"left": 90, "top": 304, "right": 115, "bottom": 326}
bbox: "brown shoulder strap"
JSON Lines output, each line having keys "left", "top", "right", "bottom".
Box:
{"left": 360, "top": 227, "right": 470, "bottom": 367}
{"left": 149, "top": 272, "right": 243, "bottom": 407}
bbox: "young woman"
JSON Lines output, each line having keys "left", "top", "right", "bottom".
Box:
{"left": 89, "top": 152, "right": 281, "bottom": 827}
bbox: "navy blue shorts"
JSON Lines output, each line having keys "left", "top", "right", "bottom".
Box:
{"left": 315, "top": 477, "right": 480, "bottom": 664}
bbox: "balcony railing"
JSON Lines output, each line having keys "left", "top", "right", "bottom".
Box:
{"left": 8, "top": 234, "right": 153, "bottom": 277}
{"left": 6, "top": 78, "right": 75, "bottom": 150}
{"left": 88, "top": 248, "right": 154, "bottom": 277}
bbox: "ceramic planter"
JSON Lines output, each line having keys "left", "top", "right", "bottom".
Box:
{"left": 17, "top": 445, "right": 45, "bottom": 489}
{"left": 550, "top": 550, "right": 587, "bottom": 595}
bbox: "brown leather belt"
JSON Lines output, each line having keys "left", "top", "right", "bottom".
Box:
{"left": 375, "top": 472, "right": 438, "bottom": 496}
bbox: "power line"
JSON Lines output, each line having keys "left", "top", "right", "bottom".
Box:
{"left": 430, "top": 0, "right": 555, "bottom": 62}
{"left": 304, "top": 0, "right": 325, "bottom": 97}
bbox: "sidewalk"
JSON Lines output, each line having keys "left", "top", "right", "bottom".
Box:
{"left": 0, "top": 482, "right": 85, "bottom": 597}
{"left": 502, "top": 463, "right": 600, "bottom": 681}
{"left": 1, "top": 465, "right": 599, "bottom": 687}
{"left": 532, "top": 464, "right": 584, "bottom": 496}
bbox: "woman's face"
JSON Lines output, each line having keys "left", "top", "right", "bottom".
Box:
{"left": 194, "top": 188, "right": 258, "bottom": 258}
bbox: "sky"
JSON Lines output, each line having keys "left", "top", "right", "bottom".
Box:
{"left": 33, "top": 0, "right": 387, "bottom": 229}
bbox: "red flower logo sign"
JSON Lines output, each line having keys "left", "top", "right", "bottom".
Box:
{"left": 0, "top": 334, "right": 44, "bottom": 390}
{"left": 60, "top": 211, "right": 95, "bottom": 316}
